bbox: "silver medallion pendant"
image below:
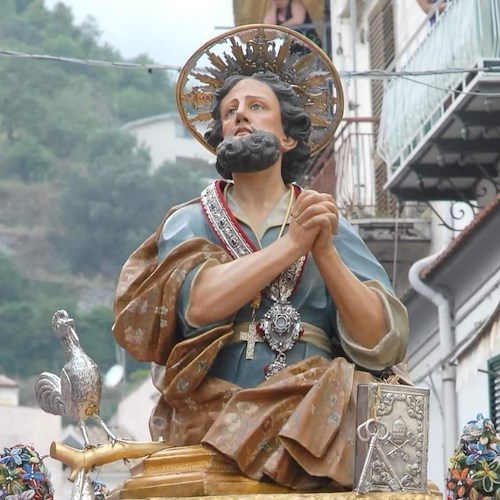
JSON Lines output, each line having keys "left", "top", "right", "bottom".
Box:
{"left": 260, "top": 301, "right": 302, "bottom": 379}
{"left": 201, "top": 181, "right": 307, "bottom": 380}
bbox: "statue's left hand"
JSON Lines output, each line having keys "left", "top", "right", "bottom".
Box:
{"left": 292, "top": 190, "right": 338, "bottom": 254}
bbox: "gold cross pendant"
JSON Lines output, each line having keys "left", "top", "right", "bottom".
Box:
{"left": 239, "top": 322, "right": 264, "bottom": 360}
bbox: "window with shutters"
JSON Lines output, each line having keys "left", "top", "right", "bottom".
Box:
{"left": 488, "top": 355, "right": 500, "bottom": 430}
{"left": 368, "top": 0, "right": 396, "bottom": 216}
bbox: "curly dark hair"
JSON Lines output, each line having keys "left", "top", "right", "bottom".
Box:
{"left": 204, "top": 72, "right": 311, "bottom": 183}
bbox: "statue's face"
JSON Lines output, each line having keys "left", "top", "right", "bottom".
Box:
{"left": 220, "top": 79, "right": 288, "bottom": 150}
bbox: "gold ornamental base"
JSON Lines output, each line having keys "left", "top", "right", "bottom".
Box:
{"left": 107, "top": 445, "right": 442, "bottom": 499}
{"left": 108, "top": 445, "right": 289, "bottom": 499}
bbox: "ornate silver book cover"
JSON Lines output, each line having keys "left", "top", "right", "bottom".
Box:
{"left": 354, "top": 383, "right": 430, "bottom": 493}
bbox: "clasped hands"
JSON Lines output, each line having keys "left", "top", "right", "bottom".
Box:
{"left": 288, "top": 189, "right": 338, "bottom": 256}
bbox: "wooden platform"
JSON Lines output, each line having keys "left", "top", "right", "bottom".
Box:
{"left": 107, "top": 445, "right": 442, "bottom": 500}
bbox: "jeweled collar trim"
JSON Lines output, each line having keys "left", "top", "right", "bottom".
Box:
{"left": 201, "top": 180, "right": 256, "bottom": 259}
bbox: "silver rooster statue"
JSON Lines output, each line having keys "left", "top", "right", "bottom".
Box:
{"left": 35, "top": 310, "right": 117, "bottom": 447}
{"left": 71, "top": 469, "right": 96, "bottom": 500}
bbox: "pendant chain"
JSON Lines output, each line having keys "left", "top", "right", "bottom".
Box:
{"left": 224, "top": 183, "right": 295, "bottom": 307}
{"left": 223, "top": 182, "right": 294, "bottom": 250}
{"left": 201, "top": 180, "right": 306, "bottom": 377}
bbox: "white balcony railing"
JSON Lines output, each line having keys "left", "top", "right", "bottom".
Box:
{"left": 305, "top": 117, "right": 379, "bottom": 216}
{"left": 378, "top": 0, "right": 500, "bottom": 169}
{"left": 334, "top": 118, "right": 377, "bottom": 215}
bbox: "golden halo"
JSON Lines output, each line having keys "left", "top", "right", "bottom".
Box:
{"left": 176, "top": 24, "right": 344, "bottom": 156}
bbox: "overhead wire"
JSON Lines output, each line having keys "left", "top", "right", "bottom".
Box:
{"left": 396, "top": 74, "right": 500, "bottom": 98}
{"left": 1, "top": 48, "right": 500, "bottom": 98}
{"left": 0, "top": 49, "right": 178, "bottom": 71}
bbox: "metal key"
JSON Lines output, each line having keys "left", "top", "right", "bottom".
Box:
{"left": 356, "top": 419, "right": 402, "bottom": 493}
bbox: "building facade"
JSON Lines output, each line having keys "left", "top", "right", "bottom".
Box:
{"left": 307, "top": 0, "right": 500, "bottom": 488}
{"left": 121, "top": 112, "right": 214, "bottom": 171}
{"left": 232, "top": 0, "right": 500, "bottom": 487}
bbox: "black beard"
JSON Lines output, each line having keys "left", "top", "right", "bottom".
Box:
{"left": 216, "top": 130, "right": 281, "bottom": 175}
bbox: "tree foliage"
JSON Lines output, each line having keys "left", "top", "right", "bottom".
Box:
{"left": 56, "top": 130, "right": 208, "bottom": 277}
{"left": 3, "top": 135, "right": 55, "bottom": 182}
{"left": 0, "top": 251, "right": 145, "bottom": 379}
{"left": 0, "top": 275, "right": 76, "bottom": 377}
{"left": 56, "top": 130, "right": 156, "bottom": 275}
{"left": 0, "top": 0, "right": 211, "bottom": 382}
{"left": 0, "top": 0, "right": 176, "bottom": 180}
{"left": 0, "top": 253, "right": 26, "bottom": 303}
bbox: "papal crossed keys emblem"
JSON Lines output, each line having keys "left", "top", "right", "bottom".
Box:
{"left": 384, "top": 416, "right": 417, "bottom": 461}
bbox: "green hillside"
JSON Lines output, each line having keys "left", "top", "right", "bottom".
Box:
{"left": 0, "top": 0, "right": 208, "bottom": 387}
